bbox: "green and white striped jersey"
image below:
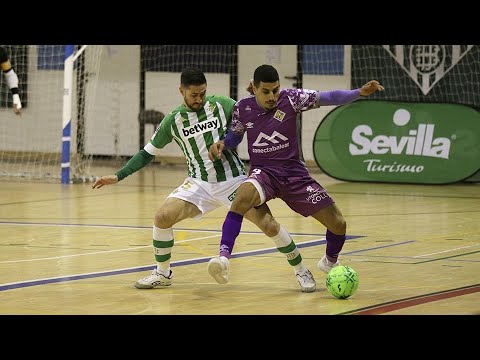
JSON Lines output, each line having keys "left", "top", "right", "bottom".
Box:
{"left": 144, "top": 95, "right": 246, "bottom": 183}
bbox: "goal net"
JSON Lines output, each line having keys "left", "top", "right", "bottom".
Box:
{"left": 0, "top": 45, "right": 103, "bottom": 183}
{"left": 351, "top": 45, "right": 480, "bottom": 110}
{"left": 0, "top": 45, "right": 239, "bottom": 183}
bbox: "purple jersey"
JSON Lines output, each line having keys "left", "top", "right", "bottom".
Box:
{"left": 230, "top": 88, "right": 320, "bottom": 177}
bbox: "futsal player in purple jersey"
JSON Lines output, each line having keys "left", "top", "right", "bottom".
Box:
{"left": 207, "top": 64, "right": 384, "bottom": 284}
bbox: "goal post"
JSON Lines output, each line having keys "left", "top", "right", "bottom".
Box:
{"left": 61, "top": 45, "right": 74, "bottom": 184}
{"left": 0, "top": 45, "right": 103, "bottom": 183}
{"left": 1, "top": 45, "right": 239, "bottom": 184}
{"left": 64, "top": 45, "right": 103, "bottom": 184}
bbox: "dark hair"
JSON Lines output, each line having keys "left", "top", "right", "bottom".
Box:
{"left": 181, "top": 66, "right": 207, "bottom": 87}
{"left": 253, "top": 64, "right": 279, "bottom": 86}
{"left": 0, "top": 46, "right": 9, "bottom": 63}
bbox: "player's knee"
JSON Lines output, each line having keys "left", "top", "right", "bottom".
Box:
{"left": 231, "top": 183, "right": 258, "bottom": 213}
{"left": 154, "top": 210, "right": 174, "bottom": 228}
{"left": 237, "top": 182, "right": 257, "bottom": 198}
{"left": 262, "top": 218, "right": 280, "bottom": 237}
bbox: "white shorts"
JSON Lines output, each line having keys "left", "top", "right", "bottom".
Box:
{"left": 167, "top": 176, "right": 248, "bottom": 218}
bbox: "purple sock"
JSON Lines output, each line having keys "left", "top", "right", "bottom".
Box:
{"left": 219, "top": 211, "right": 244, "bottom": 258}
{"left": 325, "top": 229, "right": 346, "bottom": 262}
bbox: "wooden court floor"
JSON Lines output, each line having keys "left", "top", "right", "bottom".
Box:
{"left": 0, "top": 163, "right": 479, "bottom": 315}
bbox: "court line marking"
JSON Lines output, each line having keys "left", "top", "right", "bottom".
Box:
{"left": 0, "top": 220, "right": 328, "bottom": 236}
{"left": 345, "top": 284, "right": 480, "bottom": 315}
{"left": 0, "top": 229, "right": 336, "bottom": 264}
{"left": 8, "top": 237, "right": 474, "bottom": 315}
{"left": 0, "top": 234, "right": 221, "bottom": 264}
{"left": 0, "top": 235, "right": 385, "bottom": 291}
{"left": 413, "top": 243, "right": 480, "bottom": 258}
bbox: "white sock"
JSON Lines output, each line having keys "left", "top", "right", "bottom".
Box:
{"left": 153, "top": 226, "right": 174, "bottom": 273}
{"left": 271, "top": 225, "right": 306, "bottom": 273}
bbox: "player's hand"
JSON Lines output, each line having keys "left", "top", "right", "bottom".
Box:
{"left": 13, "top": 94, "right": 22, "bottom": 115}
{"left": 208, "top": 141, "right": 225, "bottom": 161}
{"left": 91, "top": 175, "right": 119, "bottom": 189}
{"left": 360, "top": 80, "right": 384, "bottom": 96}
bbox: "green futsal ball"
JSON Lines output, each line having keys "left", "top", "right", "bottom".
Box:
{"left": 326, "top": 265, "right": 359, "bottom": 299}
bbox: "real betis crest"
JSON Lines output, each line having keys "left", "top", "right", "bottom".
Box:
{"left": 207, "top": 102, "right": 216, "bottom": 113}
{"left": 383, "top": 45, "right": 473, "bottom": 95}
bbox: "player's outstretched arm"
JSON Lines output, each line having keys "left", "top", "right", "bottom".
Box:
{"left": 91, "top": 175, "right": 118, "bottom": 189}
{"left": 92, "top": 149, "right": 155, "bottom": 189}
{"left": 360, "top": 80, "right": 384, "bottom": 96}
{"left": 208, "top": 140, "right": 225, "bottom": 161}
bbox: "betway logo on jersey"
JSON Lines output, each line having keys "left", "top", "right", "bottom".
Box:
{"left": 181, "top": 118, "right": 219, "bottom": 138}
{"left": 313, "top": 101, "right": 480, "bottom": 184}
{"left": 252, "top": 131, "right": 290, "bottom": 153}
{"left": 350, "top": 123, "right": 450, "bottom": 159}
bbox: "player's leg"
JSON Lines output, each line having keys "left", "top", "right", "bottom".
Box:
{"left": 219, "top": 181, "right": 260, "bottom": 257}
{"left": 278, "top": 175, "right": 345, "bottom": 274}
{"left": 206, "top": 181, "right": 259, "bottom": 284}
{"left": 310, "top": 203, "right": 347, "bottom": 273}
{"left": 207, "top": 174, "right": 315, "bottom": 291}
{"left": 134, "top": 197, "right": 201, "bottom": 289}
{"left": 135, "top": 179, "right": 205, "bottom": 289}
{"left": 243, "top": 203, "right": 316, "bottom": 292}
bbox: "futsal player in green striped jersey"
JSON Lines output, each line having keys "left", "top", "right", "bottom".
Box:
{"left": 92, "top": 66, "right": 316, "bottom": 292}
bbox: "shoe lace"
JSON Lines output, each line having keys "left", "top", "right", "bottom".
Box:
{"left": 143, "top": 269, "right": 161, "bottom": 280}
{"left": 144, "top": 269, "right": 171, "bottom": 281}
{"left": 296, "top": 270, "right": 314, "bottom": 283}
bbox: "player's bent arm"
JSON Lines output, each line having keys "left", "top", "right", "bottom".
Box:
{"left": 223, "top": 131, "right": 243, "bottom": 150}
{"left": 209, "top": 95, "right": 246, "bottom": 160}
{"left": 208, "top": 141, "right": 224, "bottom": 161}
{"left": 208, "top": 130, "right": 244, "bottom": 161}
{"left": 4, "top": 69, "right": 22, "bottom": 110}
{"left": 1, "top": 47, "right": 22, "bottom": 112}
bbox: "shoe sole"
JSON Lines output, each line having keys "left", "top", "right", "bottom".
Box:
{"left": 208, "top": 261, "right": 228, "bottom": 284}
{"left": 134, "top": 281, "right": 172, "bottom": 289}
{"left": 300, "top": 285, "right": 316, "bottom": 293}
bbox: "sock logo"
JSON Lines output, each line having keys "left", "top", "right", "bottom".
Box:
{"left": 286, "top": 252, "right": 296, "bottom": 260}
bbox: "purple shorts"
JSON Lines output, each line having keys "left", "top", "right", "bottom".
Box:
{"left": 247, "top": 167, "right": 334, "bottom": 217}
